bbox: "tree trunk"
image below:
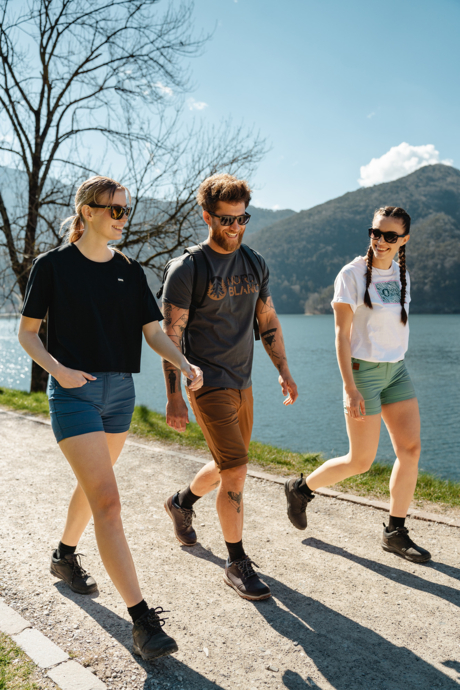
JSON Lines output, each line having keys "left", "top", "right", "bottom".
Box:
{"left": 30, "top": 317, "right": 49, "bottom": 393}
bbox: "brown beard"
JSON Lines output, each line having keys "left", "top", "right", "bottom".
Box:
{"left": 210, "top": 225, "right": 244, "bottom": 252}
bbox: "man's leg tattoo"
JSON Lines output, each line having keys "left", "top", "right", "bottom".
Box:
{"left": 228, "top": 491, "right": 243, "bottom": 513}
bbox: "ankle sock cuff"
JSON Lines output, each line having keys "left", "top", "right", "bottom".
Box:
{"left": 226, "top": 540, "right": 246, "bottom": 563}
{"left": 128, "top": 599, "right": 149, "bottom": 623}
{"left": 388, "top": 516, "right": 406, "bottom": 532}
{"left": 177, "top": 486, "right": 200, "bottom": 510}
{"left": 58, "top": 541, "right": 77, "bottom": 559}
{"left": 295, "top": 477, "right": 313, "bottom": 497}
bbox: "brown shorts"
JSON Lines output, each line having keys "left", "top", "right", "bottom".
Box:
{"left": 186, "top": 386, "right": 253, "bottom": 472}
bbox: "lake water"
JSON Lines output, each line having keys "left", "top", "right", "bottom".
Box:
{"left": 1, "top": 314, "right": 459, "bottom": 480}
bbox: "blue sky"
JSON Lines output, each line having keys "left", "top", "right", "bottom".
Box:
{"left": 178, "top": 0, "right": 460, "bottom": 211}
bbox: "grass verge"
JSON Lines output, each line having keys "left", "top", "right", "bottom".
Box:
{"left": 0, "top": 632, "right": 40, "bottom": 690}
{"left": 1, "top": 387, "right": 459, "bottom": 509}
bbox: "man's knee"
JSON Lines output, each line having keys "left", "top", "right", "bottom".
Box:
{"left": 220, "top": 464, "right": 248, "bottom": 487}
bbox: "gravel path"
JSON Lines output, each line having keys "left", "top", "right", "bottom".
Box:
{"left": 1, "top": 409, "right": 459, "bottom": 690}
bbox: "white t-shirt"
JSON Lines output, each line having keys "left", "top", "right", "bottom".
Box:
{"left": 331, "top": 256, "right": 410, "bottom": 363}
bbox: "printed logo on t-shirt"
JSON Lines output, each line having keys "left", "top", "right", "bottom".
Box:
{"left": 118, "top": 278, "right": 124, "bottom": 282}
{"left": 207, "top": 277, "right": 227, "bottom": 300}
{"left": 207, "top": 273, "right": 259, "bottom": 300}
{"left": 374, "top": 280, "right": 401, "bottom": 304}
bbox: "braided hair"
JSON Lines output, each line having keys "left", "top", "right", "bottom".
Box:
{"left": 364, "top": 206, "right": 411, "bottom": 325}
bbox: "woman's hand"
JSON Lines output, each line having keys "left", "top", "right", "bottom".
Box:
{"left": 180, "top": 360, "right": 203, "bottom": 391}
{"left": 345, "top": 387, "right": 365, "bottom": 420}
{"left": 55, "top": 366, "right": 97, "bottom": 389}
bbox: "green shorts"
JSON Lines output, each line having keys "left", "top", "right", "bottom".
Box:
{"left": 344, "top": 358, "right": 416, "bottom": 416}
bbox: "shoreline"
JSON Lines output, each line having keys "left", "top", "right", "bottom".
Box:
{"left": 1, "top": 386, "right": 459, "bottom": 514}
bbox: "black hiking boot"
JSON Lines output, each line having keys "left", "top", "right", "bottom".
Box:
{"left": 132, "top": 607, "right": 178, "bottom": 660}
{"left": 382, "top": 524, "right": 431, "bottom": 563}
{"left": 284, "top": 474, "right": 315, "bottom": 530}
{"left": 50, "top": 550, "right": 98, "bottom": 594}
{"left": 164, "top": 492, "right": 197, "bottom": 546}
{"left": 223, "top": 557, "right": 271, "bottom": 601}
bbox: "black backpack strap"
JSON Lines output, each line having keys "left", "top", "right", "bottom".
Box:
{"left": 183, "top": 244, "right": 212, "bottom": 310}
{"left": 181, "top": 244, "right": 212, "bottom": 356}
{"left": 240, "top": 244, "right": 265, "bottom": 341}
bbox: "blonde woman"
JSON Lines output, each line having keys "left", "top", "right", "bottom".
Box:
{"left": 18, "top": 176, "right": 203, "bottom": 659}
{"left": 285, "top": 206, "right": 430, "bottom": 563}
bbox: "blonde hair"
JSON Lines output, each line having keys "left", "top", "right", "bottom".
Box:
{"left": 60, "top": 176, "right": 131, "bottom": 262}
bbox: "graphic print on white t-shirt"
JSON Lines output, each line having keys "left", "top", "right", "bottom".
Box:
{"left": 374, "top": 280, "right": 401, "bottom": 304}
{"left": 331, "top": 256, "right": 410, "bottom": 363}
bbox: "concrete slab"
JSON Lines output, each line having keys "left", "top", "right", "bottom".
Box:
{"left": 48, "top": 661, "right": 106, "bottom": 690}
{"left": 0, "top": 599, "right": 31, "bottom": 635}
{"left": 13, "top": 627, "right": 69, "bottom": 668}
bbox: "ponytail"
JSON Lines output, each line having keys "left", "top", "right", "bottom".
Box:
{"left": 60, "top": 214, "right": 84, "bottom": 243}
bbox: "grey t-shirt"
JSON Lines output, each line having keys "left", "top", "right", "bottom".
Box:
{"left": 163, "top": 243, "right": 271, "bottom": 389}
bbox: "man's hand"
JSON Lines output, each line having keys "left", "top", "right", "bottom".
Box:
{"left": 166, "top": 397, "right": 190, "bottom": 432}
{"left": 278, "top": 370, "right": 298, "bottom": 405}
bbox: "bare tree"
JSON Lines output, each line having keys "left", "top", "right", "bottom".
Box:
{"left": 0, "top": 0, "right": 266, "bottom": 391}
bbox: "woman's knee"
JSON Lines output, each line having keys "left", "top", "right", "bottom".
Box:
{"left": 347, "top": 454, "right": 374, "bottom": 475}
{"left": 91, "top": 488, "right": 121, "bottom": 521}
{"left": 396, "top": 439, "right": 421, "bottom": 463}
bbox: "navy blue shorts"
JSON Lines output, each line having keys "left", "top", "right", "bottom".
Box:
{"left": 48, "top": 372, "right": 136, "bottom": 443}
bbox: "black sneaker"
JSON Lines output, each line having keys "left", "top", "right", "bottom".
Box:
{"left": 284, "top": 474, "right": 315, "bottom": 530}
{"left": 382, "top": 524, "right": 431, "bottom": 563}
{"left": 132, "top": 607, "right": 178, "bottom": 660}
{"left": 50, "top": 550, "right": 98, "bottom": 594}
{"left": 164, "top": 492, "right": 197, "bottom": 546}
{"left": 223, "top": 557, "right": 271, "bottom": 601}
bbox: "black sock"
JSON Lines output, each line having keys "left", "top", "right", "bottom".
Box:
{"left": 295, "top": 474, "right": 314, "bottom": 497}
{"left": 128, "top": 599, "right": 149, "bottom": 623}
{"left": 226, "top": 540, "right": 246, "bottom": 563}
{"left": 177, "top": 486, "right": 200, "bottom": 510}
{"left": 57, "top": 541, "right": 77, "bottom": 559}
{"left": 388, "top": 516, "right": 406, "bottom": 532}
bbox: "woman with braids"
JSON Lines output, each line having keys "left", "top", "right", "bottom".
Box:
{"left": 18, "top": 176, "right": 203, "bottom": 659}
{"left": 285, "top": 206, "right": 430, "bottom": 563}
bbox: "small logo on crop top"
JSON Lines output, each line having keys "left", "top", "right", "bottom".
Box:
{"left": 374, "top": 280, "right": 400, "bottom": 304}
{"left": 118, "top": 278, "right": 124, "bottom": 282}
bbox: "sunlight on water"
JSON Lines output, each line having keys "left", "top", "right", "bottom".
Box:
{"left": 1, "top": 314, "right": 459, "bottom": 480}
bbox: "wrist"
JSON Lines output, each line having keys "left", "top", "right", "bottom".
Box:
{"left": 344, "top": 383, "right": 358, "bottom": 394}
{"left": 278, "top": 363, "right": 291, "bottom": 378}
{"left": 49, "top": 360, "right": 64, "bottom": 378}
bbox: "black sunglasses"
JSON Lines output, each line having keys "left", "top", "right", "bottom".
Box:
{"left": 368, "top": 228, "right": 408, "bottom": 244}
{"left": 88, "top": 203, "right": 132, "bottom": 220}
{"left": 208, "top": 211, "right": 251, "bottom": 227}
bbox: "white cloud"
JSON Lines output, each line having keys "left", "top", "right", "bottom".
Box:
{"left": 367, "top": 112, "right": 375, "bottom": 119}
{"left": 187, "top": 98, "right": 208, "bottom": 111}
{"left": 359, "top": 142, "right": 453, "bottom": 187}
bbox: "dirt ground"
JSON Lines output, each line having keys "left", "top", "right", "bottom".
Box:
{"left": 1, "top": 409, "right": 459, "bottom": 690}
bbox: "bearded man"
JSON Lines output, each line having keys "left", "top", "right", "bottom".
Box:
{"left": 161, "top": 173, "right": 298, "bottom": 600}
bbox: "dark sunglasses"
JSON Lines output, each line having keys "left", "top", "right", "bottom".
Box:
{"left": 208, "top": 211, "right": 251, "bottom": 227}
{"left": 368, "top": 228, "right": 408, "bottom": 244}
{"left": 88, "top": 203, "right": 132, "bottom": 220}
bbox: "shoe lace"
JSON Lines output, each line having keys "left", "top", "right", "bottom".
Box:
{"left": 234, "top": 557, "right": 259, "bottom": 579}
{"left": 140, "top": 607, "right": 169, "bottom": 633}
{"left": 179, "top": 507, "right": 195, "bottom": 528}
{"left": 394, "top": 527, "right": 416, "bottom": 549}
{"left": 65, "top": 553, "right": 89, "bottom": 579}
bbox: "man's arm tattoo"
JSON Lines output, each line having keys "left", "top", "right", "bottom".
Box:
{"left": 211, "top": 480, "right": 221, "bottom": 489}
{"left": 228, "top": 491, "right": 243, "bottom": 513}
{"left": 168, "top": 370, "right": 177, "bottom": 394}
{"left": 261, "top": 326, "right": 287, "bottom": 372}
